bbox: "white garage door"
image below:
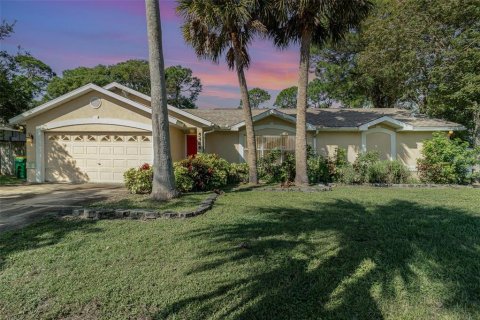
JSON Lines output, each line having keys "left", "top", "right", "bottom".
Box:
{"left": 45, "top": 133, "right": 153, "bottom": 183}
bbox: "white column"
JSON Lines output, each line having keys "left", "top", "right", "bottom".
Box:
{"left": 35, "top": 126, "right": 45, "bottom": 183}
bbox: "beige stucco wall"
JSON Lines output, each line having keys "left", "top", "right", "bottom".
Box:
{"left": 205, "top": 131, "right": 240, "bottom": 163}
{"left": 170, "top": 126, "right": 186, "bottom": 161}
{"left": 366, "top": 132, "right": 391, "bottom": 160}
{"left": 397, "top": 131, "right": 434, "bottom": 169}
{"left": 316, "top": 132, "right": 361, "bottom": 163}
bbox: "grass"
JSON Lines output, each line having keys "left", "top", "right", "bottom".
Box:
{"left": 1, "top": 186, "right": 479, "bottom": 319}
{"left": 0, "top": 175, "right": 25, "bottom": 185}
{"left": 87, "top": 191, "right": 211, "bottom": 212}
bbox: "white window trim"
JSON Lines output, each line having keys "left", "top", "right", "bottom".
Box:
{"left": 361, "top": 127, "right": 397, "bottom": 160}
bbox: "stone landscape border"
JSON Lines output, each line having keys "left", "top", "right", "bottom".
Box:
{"left": 68, "top": 192, "right": 221, "bottom": 220}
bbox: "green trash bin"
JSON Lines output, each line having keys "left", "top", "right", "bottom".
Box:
{"left": 15, "top": 156, "right": 27, "bottom": 179}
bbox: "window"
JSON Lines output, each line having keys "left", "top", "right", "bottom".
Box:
{"left": 113, "top": 135, "right": 124, "bottom": 142}
{"left": 244, "top": 134, "right": 296, "bottom": 160}
{"left": 141, "top": 136, "right": 151, "bottom": 142}
{"left": 100, "top": 135, "right": 110, "bottom": 142}
{"left": 74, "top": 135, "right": 83, "bottom": 142}
{"left": 87, "top": 135, "right": 96, "bottom": 142}
{"left": 128, "top": 136, "right": 138, "bottom": 142}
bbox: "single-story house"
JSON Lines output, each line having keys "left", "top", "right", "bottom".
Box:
{"left": 9, "top": 82, "right": 465, "bottom": 183}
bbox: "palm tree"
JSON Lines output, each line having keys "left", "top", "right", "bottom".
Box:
{"left": 145, "top": 0, "right": 178, "bottom": 200}
{"left": 267, "top": 0, "right": 372, "bottom": 185}
{"left": 177, "top": 0, "right": 265, "bottom": 184}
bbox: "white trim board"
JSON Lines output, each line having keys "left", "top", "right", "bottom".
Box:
{"left": 230, "top": 109, "right": 316, "bottom": 131}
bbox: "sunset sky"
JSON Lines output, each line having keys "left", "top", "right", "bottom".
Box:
{"left": 1, "top": 0, "right": 300, "bottom": 108}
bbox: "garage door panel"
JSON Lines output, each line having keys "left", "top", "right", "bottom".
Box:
{"left": 126, "top": 147, "right": 139, "bottom": 155}
{"left": 45, "top": 132, "right": 153, "bottom": 183}
{"left": 113, "top": 147, "right": 124, "bottom": 155}
{"left": 86, "top": 146, "right": 98, "bottom": 154}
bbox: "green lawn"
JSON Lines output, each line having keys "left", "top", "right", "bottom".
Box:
{"left": 87, "top": 191, "right": 211, "bottom": 212}
{"left": 1, "top": 187, "right": 479, "bottom": 319}
{"left": 0, "top": 175, "right": 25, "bottom": 185}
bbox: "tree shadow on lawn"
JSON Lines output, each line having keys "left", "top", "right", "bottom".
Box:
{"left": 158, "top": 198, "right": 480, "bottom": 319}
{"left": 0, "top": 218, "right": 102, "bottom": 270}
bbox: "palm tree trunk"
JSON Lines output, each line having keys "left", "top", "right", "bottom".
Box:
{"left": 294, "top": 30, "right": 312, "bottom": 186}
{"left": 232, "top": 33, "right": 258, "bottom": 184}
{"left": 145, "top": 0, "right": 178, "bottom": 200}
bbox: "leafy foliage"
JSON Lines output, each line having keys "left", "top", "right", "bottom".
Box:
{"left": 417, "top": 132, "right": 479, "bottom": 184}
{"left": 258, "top": 150, "right": 296, "bottom": 183}
{"left": 124, "top": 164, "right": 154, "bottom": 194}
{"left": 165, "top": 65, "right": 202, "bottom": 109}
{"left": 45, "top": 61, "right": 202, "bottom": 108}
{"left": 239, "top": 87, "right": 271, "bottom": 109}
{"left": 0, "top": 21, "right": 55, "bottom": 123}
{"left": 174, "top": 154, "right": 246, "bottom": 192}
{"left": 311, "top": 0, "right": 480, "bottom": 140}
{"left": 274, "top": 86, "right": 297, "bottom": 108}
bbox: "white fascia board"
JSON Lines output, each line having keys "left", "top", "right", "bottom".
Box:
{"left": 9, "top": 83, "right": 154, "bottom": 125}
{"left": 358, "top": 116, "right": 412, "bottom": 131}
{"left": 104, "top": 82, "right": 213, "bottom": 127}
{"left": 230, "top": 109, "right": 315, "bottom": 131}
{"left": 397, "top": 126, "right": 466, "bottom": 132}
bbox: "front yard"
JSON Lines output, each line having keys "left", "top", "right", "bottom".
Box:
{"left": 1, "top": 187, "right": 479, "bottom": 319}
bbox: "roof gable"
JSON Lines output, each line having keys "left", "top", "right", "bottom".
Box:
{"left": 9, "top": 83, "right": 152, "bottom": 125}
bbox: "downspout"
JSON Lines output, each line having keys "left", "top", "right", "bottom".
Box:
{"left": 203, "top": 128, "right": 215, "bottom": 153}
{"left": 314, "top": 129, "right": 318, "bottom": 155}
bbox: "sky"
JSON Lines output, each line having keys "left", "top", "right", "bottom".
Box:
{"left": 1, "top": 0, "right": 300, "bottom": 109}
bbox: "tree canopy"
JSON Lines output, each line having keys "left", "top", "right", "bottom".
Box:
{"left": 311, "top": 0, "right": 480, "bottom": 140}
{"left": 0, "top": 21, "right": 55, "bottom": 123}
{"left": 239, "top": 87, "right": 271, "bottom": 109}
{"left": 165, "top": 65, "right": 202, "bottom": 109}
{"left": 274, "top": 86, "right": 297, "bottom": 108}
{"left": 45, "top": 61, "right": 202, "bottom": 109}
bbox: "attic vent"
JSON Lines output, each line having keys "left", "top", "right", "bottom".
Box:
{"left": 90, "top": 97, "right": 102, "bottom": 109}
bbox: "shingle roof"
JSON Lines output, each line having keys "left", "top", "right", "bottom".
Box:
{"left": 185, "top": 108, "right": 463, "bottom": 129}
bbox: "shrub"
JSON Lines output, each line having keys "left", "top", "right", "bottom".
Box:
{"left": 124, "top": 163, "right": 153, "bottom": 194}
{"left": 229, "top": 163, "right": 249, "bottom": 184}
{"left": 258, "top": 149, "right": 295, "bottom": 183}
{"left": 173, "top": 153, "right": 232, "bottom": 192}
{"left": 417, "top": 132, "right": 479, "bottom": 184}
{"left": 353, "top": 151, "right": 380, "bottom": 183}
{"left": 307, "top": 148, "right": 349, "bottom": 183}
{"left": 367, "top": 160, "right": 410, "bottom": 184}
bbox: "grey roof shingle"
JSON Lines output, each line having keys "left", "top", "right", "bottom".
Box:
{"left": 184, "top": 108, "right": 463, "bottom": 129}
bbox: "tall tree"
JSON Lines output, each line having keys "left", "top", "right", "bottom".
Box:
{"left": 307, "top": 79, "right": 332, "bottom": 108}
{"left": 311, "top": 0, "right": 479, "bottom": 143}
{"left": 239, "top": 87, "right": 271, "bottom": 109}
{"left": 274, "top": 86, "right": 297, "bottom": 108}
{"left": 165, "top": 65, "right": 202, "bottom": 109}
{"left": 0, "top": 21, "right": 55, "bottom": 123}
{"left": 178, "top": 0, "right": 265, "bottom": 184}
{"left": 268, "top": 0, "right": 371, "bottom": 185}
{"left": 145, "top": 0, "right": 178, "bottom": 200}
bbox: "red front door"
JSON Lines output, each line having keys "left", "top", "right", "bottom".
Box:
{"left": 186, "top": 134, "right": 197, "bottom": 157}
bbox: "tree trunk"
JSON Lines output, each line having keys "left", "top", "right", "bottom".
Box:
{"left": 294, "top": 30, "right": 312, "bottom": 186}
{"left": 231, "top": 33, "right": 258, "bottom": 184}
{"left": 145, "top": 0, "right": 178, "bottom": 200}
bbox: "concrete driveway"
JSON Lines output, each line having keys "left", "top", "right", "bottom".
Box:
{"left": 0, "top": 183, "right": 123, "bottom": 232}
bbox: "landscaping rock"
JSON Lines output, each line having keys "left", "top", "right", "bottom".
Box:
{"left": 73, "top": 192, "right": 222, "bottom": 221}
